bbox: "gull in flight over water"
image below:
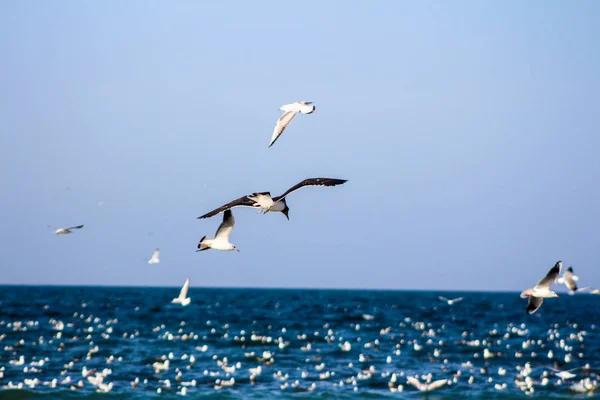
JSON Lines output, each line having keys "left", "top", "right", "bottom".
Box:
{"left": 148, "top": 249, "right": 160, "bottom": 264}
{"left": 172, "top": 278, "right": 191, "bottom": 306}
{"left": 49, "top": 225, "right": 84, "bottom": 235}
{"left": 557, "top": 266, "right": 578, "bottom": 291}
{"left": 198, "top": 178, "right": 347, "bottom": 220}
{"left": 406, "top": 376, "right": 448, "bottom": 392}
{"left": 197, "top": 210, "right": 239, "bottom": 252}
{"left": 269, "top": 101, "right": 315, "bottom": 148}
{"left": 520, "top": 261, "right": 562, "bottom": 314}
{"left": 438, "top": 296, "right": 464, "bottom": 305}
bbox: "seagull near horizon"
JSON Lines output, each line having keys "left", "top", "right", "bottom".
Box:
{"left": 198, "top": 178, "right": 347, "bottom": 220}
{"left": 557, "top": 266, "right": 578, "bottom": 291}
{"left": 172, "top": 278, "right": 191, "bottom": 306}
{"left": 197, "top": 210, "right": 239, "bottom": 252}
{"left": 406, "top": 376, "right": 448, "bottom": 392}
{"left": 269, "top": 101, "right": 315, "bottom": 147}
{"left": 49, "top": 225, "right": 84, "bottom": 235}
{"left": 438, "top": 296, "right": 464, "bottom": 305}
{"left": 520, "top": 261, "right": 562, "bottom": 314}
{"left": 148, "top": 249, "right": 160, "bottom": 264}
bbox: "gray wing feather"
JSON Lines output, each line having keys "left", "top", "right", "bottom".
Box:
{"left": 215, "top": 210, "right": 235, "bottom": 240}
{"left": 526, "top": 296, "right": 544, "bottom": 314}
{"left": 535, "top": 261, "right": 561, "bottom": 289}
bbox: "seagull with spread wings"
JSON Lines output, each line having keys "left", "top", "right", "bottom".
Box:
{"left": 520, "top": 261, "right": 562, "bottom": 314}
{"left": 269, "top": 101, "right": 315, "bottom": 148}
{"left": 438, "top": 296, "right": 464, "bottom": 305}
{"left": 406, "top": 376, "right": 448, "bottom": 392}
{"left": 198, "top": 178, "right": 347, "bottom": 220}
{"left": 197, "top": 210, "right": 239, "bottom": 252}
{"left": 172, "top": 277, "right": 191, "bottom": 306}
{"left": 49, "top": 225, "right": 84, "bottom": 235}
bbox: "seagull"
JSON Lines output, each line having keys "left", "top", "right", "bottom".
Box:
{"left": 172, "top": 278, "right": 191, "bottom": 306}
{"left": 148, "top": 249, "right": 160, "bottom": 264}
{"left": 198, "top": 178, "right": 347, "bottom": 220}
{"left": 520, "top": 261, "right": 562, "bottom": 314}
{"left": 548, "top": 367, "right": 581, "bottom": 380}
{"left": 406, "top": 376, "right": 448, "bottom": 392}
{"left": 49, "top": 225, "right": 84, "bottom": 235}
{"left": 557, "top": 266, "right": 578, "bottom": 291}
{"left": 438, "top": 296, "right": 464, "bottom": 305}
{"left": 197, "top": 210, "right": 239, "bottom": 252}
{"left": 269, "top": 101, "right": 315, "bottom": 148}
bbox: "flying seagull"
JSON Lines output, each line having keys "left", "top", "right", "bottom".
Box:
{"left": 198, "top": 178, "right": 347, "bottom": 220}
{"left": 406, "top": 376, "right": 448, "bottom": 392}
{"left": 557, "top": 266, "right": 578, "bottom": 291}
{"left": 197, "top": 210, "right": 239, "bottom": 252}
{"left": 438, "top": 296, "right": 464, "bottom": 305}
{"left": 49, "top": 225, "right": 84, "bottom": 235}
{"left": 148, "top": 249, "right": 160, "bottom": 264}
{"left": 269, "top": 101, "right": 315, "bottom": 147}
{"left": 172, "top": 277, "right": 191, "bottom": 306}
{"left": 520, "top": 261, "right": 562, "bottom": 314}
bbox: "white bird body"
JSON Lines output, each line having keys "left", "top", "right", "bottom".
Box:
{"left": 197, "top": 210, "right": 239, "bottom": 252}
{"left": 269, "top": 101, "right": 315, "bottom": 147}
{"left": 148, "top": 249, "right": 160, "bottom": 264}
{"left": 50, "top": 225, "right": 84, "bottom": 235}
{"left": 172, "top": 278, "right": 191, "bottom": 306}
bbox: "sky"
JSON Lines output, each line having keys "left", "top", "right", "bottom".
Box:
{"left": 1, "top": 1, "right": 599, "bottom": 291}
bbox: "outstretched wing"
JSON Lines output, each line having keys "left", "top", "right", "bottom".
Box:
{"left": 198, "top": 196, "right": 257, "bottom": 219}
{"left": 563, "top": 267, "right": 578, "bottom": 291}
{"left": 534, "top": 261, "right": 562, "bottom": 289}
{"left": 269, "top": 111, "right": 297, "bottom": 148}
{"left": 179, "top": 278, "right": 190, "bottom": 298}
{"left": 214, "top": 210, "right": 235, "bottom": 241}
{"left": 148, "top": 249, "right": 160, "bottom": 264}
{"left": 526, "top": 296, "right": 544, "bottom": 314}
{"left": 406, "top": 377, "right": 423, "bottom": 391}
{"left": 452, "top": 297, "right": 464, "bottom": 303}
{"left": 66, "top": 225, "right": 84, "bottom": 230}
{"left": 438, "top": 296, "right": 449, "bottom": 302}
{"left": 273, "top": 178, "right": 348, "bottom": 201}
{"left": 426, "top": 379, "right": 448, "bottom": 391}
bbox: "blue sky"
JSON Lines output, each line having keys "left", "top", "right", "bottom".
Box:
{"left": 1, "top": 1, "right": 599, "bottom": 290}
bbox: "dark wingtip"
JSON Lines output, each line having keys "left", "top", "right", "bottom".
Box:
{"left": 567, "top": 266, "right": 574, "bottom": 272}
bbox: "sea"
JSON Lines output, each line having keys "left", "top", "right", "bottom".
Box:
{"left": 0, "top": 286, "right": 599, "bottom": 399}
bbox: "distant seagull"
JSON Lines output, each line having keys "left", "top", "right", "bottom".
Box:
{"left": 520, "top": 261, "right": 562, "bottom": 314}
{"left": 548, "top": 367, "right": 580, "bottom": 380}
{"left": 198, "top": 178, "right": 347, "bottom": 220}
{"left": 269, "top": 101, "right": 315, "bottom": 147}
{"left": 438, "top": 296, "right": 464, "bottom": 305}
{"left": 49, "top": 225, "right": 84, "bottom": 235}
{"left": 557, "top": 266, "right": 579, "bottom": 291}
{"left": 197, "top": 210, "right": 239, "bottom": 252}
{"left": 172, "top": 278, "right": 191, "bottom": 306}
{"left": 406, "top": 376, "right": 447, "bottom": 392}
{"left": 148, "top": 249, "right": 160, "bottom": 264}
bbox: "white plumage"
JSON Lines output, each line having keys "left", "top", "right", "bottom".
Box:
{"left": 148, "top": 249, "right": 160, "bottom": 264}
{"left": 269, "top": 101, "right": 315, "bottom": 147}
{"left": 172, "top": 278, "right": 191, "bottom": 306}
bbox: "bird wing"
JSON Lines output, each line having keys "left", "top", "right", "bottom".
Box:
{"left": 149, "top": 249, "right": 160, "bottom": 263}
{"left": 273, "top": 178, "right": 348, "bottom": 201}
{"left": 563, "top": 267, "right": 578, "bottom": 291}
{"left": 526, "top": 296, "right": 544, "bottom": 314}
{"left": 179, "top": 278, "right": 190, "bottom": 299}
{"left": 406, "top": 377, "right": 423, "bottom": 391}
{"left": 198, "top": 196, "right": 257, "bottom": 219}
{"left": 214, "top": 210, "right": 235, "bottom": 241}
{"left": 438, "top": 296, "right": 449, "bottom": 302}
{"left": 534, "top": 261, "right": 562, "bottom": 289}
{"left": 269, "top": 111, "right": 297, "bottom": 147}
{"left": 426, "top": 379, "right": 448, "bottom": 391}
{"left": 66, "top": 225, "right": 84, "bottom": 230}
{"left": 452, "top": 297, "right": 464, "bottom": 303}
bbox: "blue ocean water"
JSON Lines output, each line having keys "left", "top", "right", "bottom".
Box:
{"left": 0, "top": 286, "right": 599, "bottom": 399}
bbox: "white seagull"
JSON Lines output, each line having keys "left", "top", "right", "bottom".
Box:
{"left": 148, "top": 249, "right": 160, "bottom": 264}
{"left": 520, "top": 261, "right": 562, "bottom": 314}
{"left": 172, "top": 278, "right": 191, "bottom": 306}
{"left": 269, "top": 101, "right": 315, "bottom": 147}
{"left": 198, "top": 178, "right": 347, "bottom": 220}
{"left": 406, "top": 376, "right": 448, "bottom": 392}
{"left": 438, "top": 296, "right": 464, "bottom": 305}
{"left": 557, "top": 266, "right": 578, "bottom": 291}
{"left": 197, "top": 210, "right": 239, "bottom": 252}
{"left": 49, "top": 225, "right": 84, "bottom": 235}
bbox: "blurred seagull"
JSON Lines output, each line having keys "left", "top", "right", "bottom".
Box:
{"left": 520, "top": 261, "right": 562, "bottom": 314}
{"left": 49, "top": 225, "right": 84, "bottom": 235}
{"left": 269, "top": 101, "right": 315, "bottom": 147}
{"left": 438, "top": 296, "right": 464, "bottom": 305}
{"left": 198, "top": 178, "right": 347, "bottom": 220}
{"left": 148, "top": 249, "right": 160, "bottom": 264}
{"left": 197, "top": 210, "right": 239, "bottom": 252}
{"left": 557, "top": 266, "right": 578, "bottom": 291}
{"left": 172, "top": 278, "right": 191, "bottom": 306}
{"left": 406, "top": 376, "right": 447, "bottom": 392}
